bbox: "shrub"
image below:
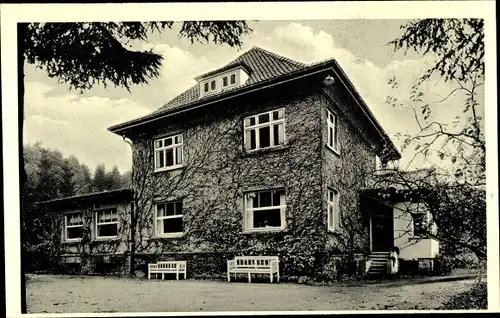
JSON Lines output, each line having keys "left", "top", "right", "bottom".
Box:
{"left": 440, "top": 280, "right": 487, "bottom": 309}
{"left": 434, "top": 253, "right": 484, "bottom": 276}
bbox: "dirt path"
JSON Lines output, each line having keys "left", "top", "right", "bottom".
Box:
{"left": 26, "top": 275, "right": 477, "bottom": 313}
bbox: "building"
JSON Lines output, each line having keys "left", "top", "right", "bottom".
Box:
{"left": 39, "top": 47, "right": 440, "bottom": 279}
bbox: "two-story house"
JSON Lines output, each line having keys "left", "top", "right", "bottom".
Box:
{"left": 40, "top": 46, "right": 440, "bottom": 279}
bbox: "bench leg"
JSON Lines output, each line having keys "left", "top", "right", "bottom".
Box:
{"left": 148, "top": 271, "right": 151, "bottom": 280}
{"left": 270, "top": 271, "right": 273, "bottom": 283}
{"left": 248, "top": 273, "right": 251, "bottom": 283}
{"left": 227, "top": 271, "right": 230, "bottom": 282}
{"left": 162, "top": 273, "right": 164, "bottom": 280}
{"left": 176, "top": 269, "right": 179, "bottom": 280}
{"left": 277, "top": 271, "right": 280, "bottom": 282}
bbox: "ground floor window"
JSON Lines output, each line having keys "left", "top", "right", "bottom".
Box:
{"left": 155, "top": 201, "right": 184, "bottom": 237}
{"left": 412, "top": 205, "right": 432, "bottom": 237}
{"left": 244, "top": 189, "right": 286, "bottom": 231}
{"left": 64, "top": 212, "right": 83, "bottom": 241}
{"left": 95, "top": 208, "right": 118, "bottom": 238}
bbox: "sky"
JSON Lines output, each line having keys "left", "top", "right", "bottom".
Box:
{"left": 23, "top": 20, "right": 484, "bottom": 174}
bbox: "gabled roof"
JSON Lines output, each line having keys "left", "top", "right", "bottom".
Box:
{"left": 156, "top": 46, "right": 307, "bottom": 112}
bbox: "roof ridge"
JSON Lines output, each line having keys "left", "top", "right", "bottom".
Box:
{"left": 251, "top": 46, "right": 306, "bottom": 68}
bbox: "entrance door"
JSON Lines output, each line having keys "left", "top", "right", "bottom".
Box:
{"left": 371, "top": 204, "right": 394, "bottom": 252}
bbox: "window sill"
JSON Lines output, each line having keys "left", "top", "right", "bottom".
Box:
{"left": 325, "top": 144, "right": 340, "bottom": 157}
{"left": 328, "top": 228, "right": 341, "bottom": 235}
{"left": 149, "top": 233, "right": 185, "bottom": 240}
{"left": 154, "top": 165, "right": 185, "bottom": 174}
{"left": 241, "top": 144, "right": 290, "bottom": 158}
{"left": 62, "top": 239, "right": 82, "bottom": 245}
{"left": 241, "top": 227, "right": 286, "bottom": 234}
{"left": 94, "top": 237, "right": 119, "bottom": 242}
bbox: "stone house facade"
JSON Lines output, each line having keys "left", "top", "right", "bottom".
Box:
{"left": 39, "top": 47, "right": 440, "bottom": 279}
{"left": 106, "top": 46, "right": 401, "bottom": 279}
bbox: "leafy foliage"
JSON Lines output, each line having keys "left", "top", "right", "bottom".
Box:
{"left": 390, "top": 19, "right": 484, "bottom": 84}
{"left": 381, "top": 19, "right": 486, "bottom": 263}
{"left": 23, "top": 21, "right": 251, "bottom": 92}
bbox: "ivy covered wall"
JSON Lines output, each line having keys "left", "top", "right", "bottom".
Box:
{"left": 126, "top": 83, "right": 380, "bottom": 280}
{"left": 49, "top": 200, "right": 132, "bottom": 275}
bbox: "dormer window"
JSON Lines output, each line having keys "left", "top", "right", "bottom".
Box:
{"left": 197, "top": 66, "right": 249, "bottom": 98}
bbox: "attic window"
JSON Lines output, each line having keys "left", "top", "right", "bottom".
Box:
{"left": 204, "top": 82, "right": 209, "bottom": 93}
{"left": 223, "top": 76, "right": 228, "bottom": 87}
{"left": 210, "top": 80, "right": 216, "bottom": 90}
{"left": 230, "top": 74, "right": 236, "bottom": 84}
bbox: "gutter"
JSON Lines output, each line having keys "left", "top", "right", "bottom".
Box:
{"left": 36, "top": 188, "right": 133, "bottom": 206}
{"left": 108, "top": 61, "right": 337, "bottom": 134}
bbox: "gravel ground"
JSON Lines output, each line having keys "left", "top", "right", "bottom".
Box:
{"left": 26, "top": 274, "right": 479, "bottom": 313}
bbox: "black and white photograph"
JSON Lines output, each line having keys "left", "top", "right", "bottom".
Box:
{"left": 1, "top": 1, "right": 498, "bottom": 316}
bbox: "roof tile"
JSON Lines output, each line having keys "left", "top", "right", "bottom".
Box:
{"left": 154, "top": 46, "right": 308, "bottom": 114}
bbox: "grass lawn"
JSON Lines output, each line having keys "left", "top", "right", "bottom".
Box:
{"left": 26, "top": 274, "right": 480, "bottom": 313}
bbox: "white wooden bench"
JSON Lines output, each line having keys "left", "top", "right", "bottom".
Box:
{"left": 227, "top": 256, "right": 280, "bottom": 283}
{"left": 148, "top": 261, "right": 187, "bottom": 280}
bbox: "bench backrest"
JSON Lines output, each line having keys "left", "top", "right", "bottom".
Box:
{"left": 234, "top": 256, "right": 279, "bottom": 268}
{"left": 156, "top": 261, "right": 187, "bottom": 270}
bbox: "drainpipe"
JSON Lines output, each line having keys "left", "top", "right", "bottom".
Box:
{"left": 122, "top": 136, "right": 135, "bottom": 276}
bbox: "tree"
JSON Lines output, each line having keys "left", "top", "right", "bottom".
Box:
{"left": 381, "top": 19, "right": 486, "bottom": 260}
{"left": 19, "top": 21, "right": 251, "bottom": 311}
{"left": 388, "top": 19, "right": 485, "bottom": 185}
{"left": 92, "top": 164, "right": 107, "bottom": 192}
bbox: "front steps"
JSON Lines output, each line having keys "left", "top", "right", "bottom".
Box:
{"left": 365, "top": 251, "right": 391, "bottom": 276}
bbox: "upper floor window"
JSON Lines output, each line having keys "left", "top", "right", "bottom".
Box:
{"left": 64, "top": 212, "right": 83, "bottom": 241}
{"left": 327, "top": 188, "right": 340, "bottom": 232}
{"left": 230, "top": 74, "right": 236, "bottom": 84}
{"left": 327, "top": 110, "right": 339, "bottom": 152}
{"left": 210, "top": 79, "right": 216, "bottom": 91}
{"left": 155, "top": 201, "right": 184, "bottom": 237}
{"left": 154, "top": 134, "right": 184, "bottom": 171}
{"left": 244, "top": 108, "right": 285, "bottom": 151}
{"left": 204, "top": 82, "right": 209, "bottom": 93}
{"left": 223, "top": 76, "right": 228, "bottom": 87}
{"left": 244, "top": 189, "right": 286, "bottom": 232}
{"left": 95, "top": 208, "right": 118, "bottom": 239}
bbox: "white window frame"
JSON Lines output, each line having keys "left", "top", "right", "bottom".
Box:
{"left": 64, "top": 212, "right": 83, "bottom": 242}
{"left": 210, "top": 79, "right": 217, "bottom": 91}
{"left": 154, "top": 201, "right": 184, "bottom": 238}
{"left": 154, "top": 134, "right": 184, "bottom": 172}
{"left": 327, "top": 109, "right": 339, "bottom": 153}
{"left": 244, "top": 189, "right": 286, "bottom": 232}
{"left": 327, "top": 188, "right": 340, "bottom": 232}
{"left": 95, "top": 208, "right": 118, "bottom": 240}
{"left": 412, "top": 204, "right": 432, "bottom": 237}
{"left": 243, "top": 108, "right": 286, "bottom": 152}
